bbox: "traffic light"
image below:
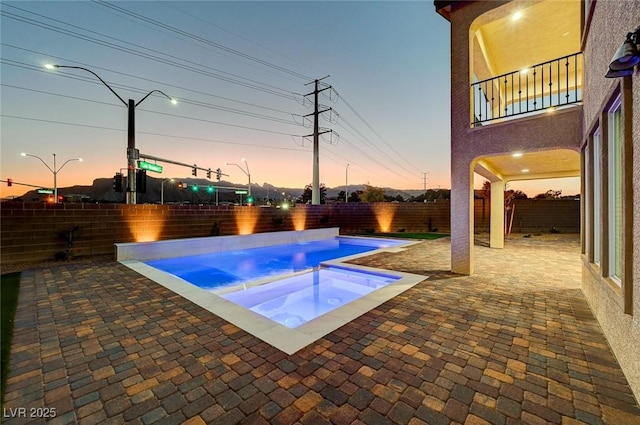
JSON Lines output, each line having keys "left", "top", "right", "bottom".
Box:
{"left": 216, "top": 168, "right": 221, "bottom": 181}
{"left": 192, "top": 167, "right": 197, "bottom": 177}
{"left": 178, "top": 182, "right": 184, "bottom": 189}
{"left": 7, "top": 178, "right": 12, "bottom": 187}
{"left": 136, "top": 169, "right": 147, "bottom": 193}
{"left": 207, "top": 186, "right": 214, "bottom": 194}
{"left": 247, "top": 196, "right": 254, "bottom": 205}
{"left": 191, "top": 184, "right": 198, "bottom": 192}
{"left": 113, "top": 173, "right": 123, "bottom": 192}
{"left": 207, "top": 168, "right": 212, "bottom": 179}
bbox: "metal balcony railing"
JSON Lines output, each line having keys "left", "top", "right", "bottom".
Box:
{"left": 471, "top": 52, "right": 583, "bottom": 127}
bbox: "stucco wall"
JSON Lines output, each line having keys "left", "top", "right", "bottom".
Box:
{"left": 580, "top": 0, "right": 640, "bottom": 402}
{"left": 447, "top": 0, "right": 583, "bottom": 274}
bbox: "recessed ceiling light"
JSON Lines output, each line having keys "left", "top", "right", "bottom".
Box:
{"left": 512, "top": 12, "right": 522, "bottom": 21}
{"left": 521, "top": 169, "right": 529, "bottom": 173}
{"left": 512, "top": 152, "right": 523, "bottom": 158}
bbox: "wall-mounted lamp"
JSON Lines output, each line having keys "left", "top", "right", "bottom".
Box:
{"left": 605, "top": 26, "right": 640, "bottom": 78}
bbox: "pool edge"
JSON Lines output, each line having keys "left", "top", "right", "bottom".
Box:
{"left": 119, "top": 253, "right": 427, "bottom": 355}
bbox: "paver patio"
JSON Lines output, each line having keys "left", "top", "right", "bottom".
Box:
{"left": 3, "top": 234, "right": 639, "bottom": 424}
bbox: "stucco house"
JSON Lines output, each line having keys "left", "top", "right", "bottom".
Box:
{"left": 435, "top": 0, "right": 639, "bottom": 400}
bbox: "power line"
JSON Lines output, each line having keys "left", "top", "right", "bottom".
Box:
{"left": 336, "top": 91, "right": 424, "bottom": 175}
{"left": 2, "top": 45, "right": 299, "bottom": 117}
{"left": 2, "top": 4, "right": 426, "bottom": 184}
{"left": 331, "top": 119, "right": 422, "bottom": 183}
{"left": 1, "top": 6, "right": 299, "bottom": 100}
{"left": 1, "top": 114, "right": 309, "bottom": 152}
{"left": 322, "top": 149, "right": 414, "bottom": 190}
{"left": 92, "top": 1, "right": 313, "bottom": 81}
{"left": 158, "top": 1, "right": 324, "bottom": 82}
{"left": 1, "top": 61, "right": 304, "bottom": 127}
{"left": 333, "top": 134, "right": 411, "bottom": 181}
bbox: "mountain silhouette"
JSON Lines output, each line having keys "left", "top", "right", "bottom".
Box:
{"left": 11, "top": 176, "right": 427, "bottom": 204}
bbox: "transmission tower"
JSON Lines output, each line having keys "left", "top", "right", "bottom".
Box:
{"left": 304, "top": 76, "right": 333, "bottom": 205}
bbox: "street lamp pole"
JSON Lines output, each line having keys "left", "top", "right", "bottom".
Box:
{"left": 243, "top": 158, "right": 251, "bottom": 198}
{"left": 161, "top": 178, "right": 175, "bottom": 205}
{"left": 45, "top": 64, "right": 176, "bottom": 205}
{"left": 226, "top": 159, "right": 251, "bottom": 198}
{"left": 345, "top": 163, "right": 350, "bottom": 203}
{"left": 21, "top": 152, "right": 82, "bottom": 203}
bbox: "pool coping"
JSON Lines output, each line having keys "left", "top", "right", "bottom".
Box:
{"left": 117, "top": 231, "right": 428, "bottom": 354}
{"left": 115, "top": 228, "right": 341, "bottom": 261}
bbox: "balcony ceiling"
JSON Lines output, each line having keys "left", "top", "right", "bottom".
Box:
{"left": 475, "top": 148, "right": 580, "bottom": 182}
{"left": 475, "top": 0, "right": 581, "bottom": 77}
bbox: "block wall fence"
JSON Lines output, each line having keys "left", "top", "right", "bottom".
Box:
{"left": 1, "top": 199, "right": 579, "bottom": 264}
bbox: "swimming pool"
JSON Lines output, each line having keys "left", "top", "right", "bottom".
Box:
{"left": 144, "top": 236, "right": 405, "bottom": 291}
{"left": 117, "top": 229, "right": 427, "bottom": 353}
{"left": 222, "top": 266, "right": 401, "bottom": 328}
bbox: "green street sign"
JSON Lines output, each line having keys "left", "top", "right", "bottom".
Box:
{"left": 37, "top": 189, "right": 54, "bottom": 194}
{"left": 235, "top": 190, "right": 248, "bottom": 195}
{"left": 138, "top": 161, "right": 163, "bottom": 173}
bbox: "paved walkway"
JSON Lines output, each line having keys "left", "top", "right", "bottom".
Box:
{"left": 3, "top": 234, "right": 639, "bottom": 424}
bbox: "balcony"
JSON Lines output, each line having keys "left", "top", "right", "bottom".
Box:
{"left": 471, "top": 52, "right": 583, "bottom": 127}
{"left": 467, "top": 0, "right": 582, "bottom": 128}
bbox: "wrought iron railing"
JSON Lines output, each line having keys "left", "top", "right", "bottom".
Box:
{"left": 471, "top": 52, "right": 583, "bottom": 127}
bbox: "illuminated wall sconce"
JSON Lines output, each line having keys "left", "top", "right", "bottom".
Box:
{"left": 605, "top": 26, "right": 640, "bottom": 78}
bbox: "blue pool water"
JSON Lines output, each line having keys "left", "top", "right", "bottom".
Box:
{"left": 145, "top": 236, "right": 404, "bottom": 291}
{"left": 222, "top": 266, "right": 400, "bottom": 328}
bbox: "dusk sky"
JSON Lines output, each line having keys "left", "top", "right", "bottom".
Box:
{"left": 1, "top": 1, "right": 579, "bottom": 199}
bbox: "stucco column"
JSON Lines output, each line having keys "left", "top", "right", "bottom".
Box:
{"left": 490, "top": 180, "right": 505, "bottom": 249}
{"left": 451, "top": 160, "right": 474, "bottom": 275}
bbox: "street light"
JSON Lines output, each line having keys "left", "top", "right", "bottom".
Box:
{"left": 226, "top": 158, "right": 251, "bottom": 200}
{"left": 345, "top": 163, "right": 350, "bottom": 203}
{"left": 45, "top": 64, "right": 176, "bottom": 205}
{"left": 161, "top": 178, "right": 175, "bottom": 205}
{"left": 21, "top": 152, "right": 82, "bottom": 203}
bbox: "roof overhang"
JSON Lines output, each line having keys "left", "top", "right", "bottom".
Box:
{"left": 474, "top": 149, "right": 580, "bottom": 183}
{"left": 434, "top": 0, "right": 454, "bottom": 21}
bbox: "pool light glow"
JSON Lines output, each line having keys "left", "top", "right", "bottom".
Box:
{"left": 116, "top": 229, "right": 426, "bottom": 353}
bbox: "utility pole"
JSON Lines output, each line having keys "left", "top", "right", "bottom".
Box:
{"left": 304, "top": 76, "right": 333, "bottom": 205}
{"left": 422, "top": 172, "right": 429, "bottom": 192}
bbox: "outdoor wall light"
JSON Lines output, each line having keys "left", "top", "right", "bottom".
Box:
{"left": 605, "top": 26, "right": 640, "bottom": 78}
